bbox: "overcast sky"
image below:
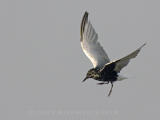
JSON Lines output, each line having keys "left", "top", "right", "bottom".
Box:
{"left": 0, "top": 0, "right": 159, "bottom": 120}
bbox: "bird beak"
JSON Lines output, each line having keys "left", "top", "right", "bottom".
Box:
{"left": 82, "top": 77, "right": 89, "bottom": 82}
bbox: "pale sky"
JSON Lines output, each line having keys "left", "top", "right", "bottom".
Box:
{"left": 0, "top": 0, "right": 159, "bottom": 120}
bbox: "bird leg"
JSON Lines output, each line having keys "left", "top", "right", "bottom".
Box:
{"left": 97, "top": 81, "right": 109, "bottom": 85}
{"left": 108, "top": 83, "right": 113, "bottom": 96}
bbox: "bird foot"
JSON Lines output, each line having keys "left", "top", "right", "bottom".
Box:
{"left": 97, "top": 82, "right": 109, "bottom": 85}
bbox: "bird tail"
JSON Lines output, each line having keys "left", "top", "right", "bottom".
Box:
{"left": 117, "top": 74, "right": 127, "bottom": 81}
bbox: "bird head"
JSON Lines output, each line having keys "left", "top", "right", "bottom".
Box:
{"left": 82, "top": 68, "right": 99, "bottom": 82}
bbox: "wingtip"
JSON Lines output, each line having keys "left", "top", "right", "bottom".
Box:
{"left": 80, "top": 11, "right": 89, "bottom": 41}
{"left": 84, "top": 11, "right": 89, "bottom": 16}
{"left": 143, "top": 42, "right": 147, "bottom": 46}
{"left": 139, "top": 42, "right": 147, "bottom": 49}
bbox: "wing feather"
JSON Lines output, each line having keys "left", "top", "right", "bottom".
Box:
{"left": 100, "top": 43, "right": 146, "bottom": 73}
{"left": 114, "top": 43, "right": 146, "bottom": 72}
{"left": 80, "top": 11, "right": 110, "bottom": 68}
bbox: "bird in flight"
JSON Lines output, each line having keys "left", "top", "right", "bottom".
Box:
{"left": 80, "top": 11, "right": 146, "bottom": 96}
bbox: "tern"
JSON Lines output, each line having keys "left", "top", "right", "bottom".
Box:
{"left": 80, "top": 11, "right": 146, "bottom": 96}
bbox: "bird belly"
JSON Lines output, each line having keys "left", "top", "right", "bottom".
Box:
{"left": 101, "top": 71, "right": 118, "bottom": 82}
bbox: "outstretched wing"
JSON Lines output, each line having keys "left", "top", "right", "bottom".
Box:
{"left": 114, "top": 43, "right": 146, "bottom": 72}
{"left": 80, "top": 11, "right": 110, "bottom": 68}
{"left": 101, "top": 43, "right": 146, "bottom": 73}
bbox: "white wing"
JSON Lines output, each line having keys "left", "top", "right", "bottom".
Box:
{"left": 80, "top": 11, "right": 110, "bottom": 68}
{"left": 114, "top": 43, "right": 146, "bottom": 72}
